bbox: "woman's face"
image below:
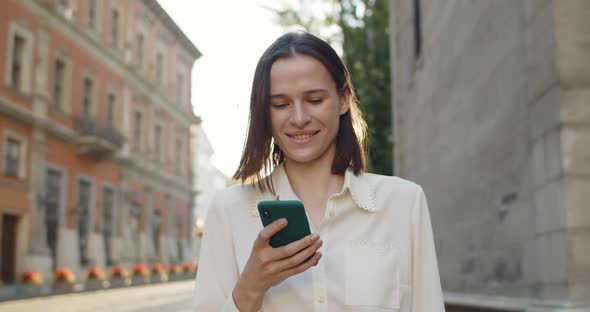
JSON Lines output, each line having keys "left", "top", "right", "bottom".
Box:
{"left": 269, "top": 54, "right": 349, "bottom": 166}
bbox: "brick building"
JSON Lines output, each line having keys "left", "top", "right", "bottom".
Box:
{"left": 0, "top": 0, "right": 201, "bottom": 285}
{"left": 390, "top": 0, "right": 589, "bottom": 311}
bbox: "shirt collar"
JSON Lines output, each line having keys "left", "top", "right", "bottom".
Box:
{"left": 270, "top": 163, "right": 377, "bottom": 212}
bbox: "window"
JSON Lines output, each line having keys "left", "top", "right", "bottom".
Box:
{"left": 110, "top": 9, "right": 119, "bottom": 48}
{"left": 102, "top": 187, "right": 114, "bottom": 265}
{"left": 5, "top": 23, "right": 33, "bottom": 94}
{"left": 133, "top": 111, "right": 142, "bottom": 151}
{"left": 152, "top": 210, "right": 161, "bottom": 255}
{"left": 82, "top": 78, "right": 93, "bottom": 117}
{"left": 87, "top": 0, "right": 96, "bottom": 28}
{"left": 57, "top": 0, "right": 74, "bottom": 20}
{"left": 45, "top": 167, "right": 64, "bottom": 269}
{"left": 175, "top": 139, "right": 182, "bottom": 173}
{"left": 76, "top": 179, "right": 92, "bottom": 266}
{"left": 4, "top": 138, "right": 20, "bottom": 177}
{"left": 58, "top": 0, "right": 69, "bottom": 12}
{"left": 136, "top": 34, "right": 144, "bottom": 66}
{"left": 106, "top": 93, "right": 116, "bottom": 128}
{"left": 130, "top": 203, "right": 141, "bottom": 233}
{"left": 53, "top": 59, "right": 66, "bottom": 109}
{"left": 10, "top": 35, "right": 25, "bottom": 90}
{"left": 156, "top": 53, "right": 163, "bottom": 83}
{"left": 176, "top": 216, "right": 183, "bottom": 261}
{"left": 154, "top": 125, "right": 162, "bottom": 162}
{"left": 177, "top": 73, "right": 184, "bottom": 103}
{"left": 413, "top": 0, "right": 422, "bottom": 59}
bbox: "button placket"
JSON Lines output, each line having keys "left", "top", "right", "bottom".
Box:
{"left": 312, "top": 198, "right": 334, "bottom": 312}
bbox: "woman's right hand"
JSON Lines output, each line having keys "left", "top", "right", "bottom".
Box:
{"left": 232, "top": 218, "right": 323, "bottom": 312}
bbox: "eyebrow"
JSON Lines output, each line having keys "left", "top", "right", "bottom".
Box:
{"left": 270, "top": 88, "right": 329, "bottom": 99}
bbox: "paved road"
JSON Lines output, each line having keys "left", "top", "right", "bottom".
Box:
{"left": 0, "top": 280, "right": 195, "bottom": 312}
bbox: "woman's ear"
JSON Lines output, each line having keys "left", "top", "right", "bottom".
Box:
{"left": 339, "top": 86, "right": 350, "bottom": 115}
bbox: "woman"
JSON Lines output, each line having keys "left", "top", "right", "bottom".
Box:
{"left": 194, "top": 32, "right": 444, "bottom": 311}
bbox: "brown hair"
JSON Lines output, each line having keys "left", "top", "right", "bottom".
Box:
{"left": 233, "top": 32, "right": 367, "bottom": 193}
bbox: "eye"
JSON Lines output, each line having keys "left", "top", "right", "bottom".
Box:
{"left": 309, "top": 98, "right": 324, "bottom": 104}
{"left": 271, "top": 102, "right": 288, "bottom": 109}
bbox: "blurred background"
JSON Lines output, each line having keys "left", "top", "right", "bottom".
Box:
{"left": 0, "top": 0, "right": 588, "bottom": 311}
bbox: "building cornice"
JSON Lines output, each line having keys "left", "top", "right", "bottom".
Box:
{"left": 146, "top": 0, "right": 202, "bottom": 60}
{"left": 1, "top": 96, "right": 194, "bottom": 199}
{"left": 0, "top": 95, "right": 76, "bottom": 143}
{"left": 21, "top": 0, "right": 201, "bottom": 128}
{"left": 119, "top": 154, "right": 193, "bottom": 200}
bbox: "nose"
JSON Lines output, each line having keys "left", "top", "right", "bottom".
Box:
{"left": 289, "top": 101, "right": 311, "bottom": 128}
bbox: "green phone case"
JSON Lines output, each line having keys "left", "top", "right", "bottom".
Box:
{"left": 257, "top": 200, "right": 312, "bottom": 248}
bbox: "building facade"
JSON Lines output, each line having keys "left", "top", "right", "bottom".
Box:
{"left": 390, "top": 0, "right": 589, "bottom": 311}
{"left": 0, "top": 0, "right": 201, "bottom": 285}
{"left": 190, "top": 124, "right": 227, "bottom": 258}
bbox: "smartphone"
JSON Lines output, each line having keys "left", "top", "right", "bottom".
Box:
{"left": 257, "top": 200, "right": 312, "bottom": 248}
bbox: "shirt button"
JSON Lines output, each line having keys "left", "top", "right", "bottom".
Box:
{"left": 329, "top": 210, "right": 335, "bottom": 217}
{"left": 318, "top": 296, "right": 325, "bottom": 303}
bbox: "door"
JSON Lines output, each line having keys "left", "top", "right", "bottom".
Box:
{"left": 1, "top": 215, "right": 18, "bottom": 284}
{"left": 102, "top": 188, "right": 114, "bottom": 266}
{"left": 77, "top": 180, "right": 91, "bottom": 266}
{"left": 45, "top": 168, "right": 63, "bottom": 269}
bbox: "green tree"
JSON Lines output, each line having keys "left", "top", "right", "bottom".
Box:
{"left": 339, "top": 0, "right": 392, "bottom": 175}
{"left": 269, "top": 0, "right": 393, "bottom": 174}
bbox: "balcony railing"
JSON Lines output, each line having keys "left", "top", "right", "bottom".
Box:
{"left": 74, "top": 116, "right": 125, "bottom": 157}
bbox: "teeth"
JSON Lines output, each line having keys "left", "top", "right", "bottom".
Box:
{"left": 291, "top": 133, "right": 314, "bottom": 140}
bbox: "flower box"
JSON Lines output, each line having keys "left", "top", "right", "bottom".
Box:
{"left": 21, "top": 270, "right": 43, "bottom": 285}
{"left": 85, "top": 279, "right": 110, "bottom": 291}
{"left": 182, "top": 262, "right": 197, "bottom": 278}
{"left": 109, "top": 266, "right": 131, "bottom": 288}
{"left": 19, "top": 270, "right": 43, "bottom": 296}
{"left": 167, "top": 263, "right": 183, "bottom": 281}
{"left": 53, "top": 268, "right": 76, "bottom": 293}
{"left": 84, "top": 266, "right": 109, "bottom": 290}
{"left": 131, "top": 263, "right": 150, "bottom": 286}
{"left": 149, "top": 263, "right": 168, "bottom": 283}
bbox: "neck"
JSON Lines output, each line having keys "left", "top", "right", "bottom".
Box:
{"left": 282, "top": 145, "right": 344, "bottom": 205}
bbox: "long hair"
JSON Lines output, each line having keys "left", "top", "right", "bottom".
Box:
{"left": 233, "top": 32, "right": 367, "bottom": 194}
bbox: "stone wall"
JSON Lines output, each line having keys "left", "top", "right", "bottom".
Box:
{"left": 390, "top": 0, "right": 589, "bottom": 310}
{"left": 553, "top": 0, "right": 590, "bottom": 305}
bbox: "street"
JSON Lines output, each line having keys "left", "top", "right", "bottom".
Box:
{"left": 0, "top": 281, "right": 195, "bottom": 312}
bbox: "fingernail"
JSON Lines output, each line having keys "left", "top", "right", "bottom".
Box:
{"left": 279, "top": 218, "right": 287, "bottom": 224}
{"left": 310, "top": 234, "right": 319, "bottom": 241}
{"left": 314, "top": 253, "right": 322, "bottom": 265}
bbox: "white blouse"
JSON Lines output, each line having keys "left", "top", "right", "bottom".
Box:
{"left": 194, "top": 164, "right": 445, "bottom": 311}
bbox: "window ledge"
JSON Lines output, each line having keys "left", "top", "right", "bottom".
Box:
{"left": 3, "top": 85, "right": 32, "bottom": 99}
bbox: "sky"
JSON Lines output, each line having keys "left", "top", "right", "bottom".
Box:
{"left": 157, "top": 0, "right": 285, "bottom": 177}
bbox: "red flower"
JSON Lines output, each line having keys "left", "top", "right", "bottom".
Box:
{"left": 85, "top": 266, "right": 105, "bottom": 280}
{"left": 168, "top": 263, "right": 182, "bottom": 274}
{"left": 132, "top": 263, "right": 150, "bottom": 277}
{"left": 151, "top": 263, "right": 165, "bottom": 274}
{"left": 182, "top": 262, "right": 197, "bottom": 273}
{"left": 21, "top": 270, "right": 43, "bottom": 285}
{"left": 109, "top": 265, "right": 129, "bottom": 278}
{"left": 54, "top": 267, "right": 75, "bottom": 283}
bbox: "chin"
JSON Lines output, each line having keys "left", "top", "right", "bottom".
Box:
{"left": 283, "top": 149, "right": 333, "bottom": 166}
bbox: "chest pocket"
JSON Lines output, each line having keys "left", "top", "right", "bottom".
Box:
{"left": 345, "top": 241, "right": 400, "bottom": 310}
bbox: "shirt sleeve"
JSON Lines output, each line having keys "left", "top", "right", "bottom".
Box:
{"left": 194, "top": 191, "right": 241, "bottom": 311}
{"left": 410, "top": 186, "right": 445, "bottom": 311}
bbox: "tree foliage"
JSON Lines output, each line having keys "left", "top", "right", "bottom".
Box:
{"left": 269, "top": 0, "right": 393, "bottom": 174}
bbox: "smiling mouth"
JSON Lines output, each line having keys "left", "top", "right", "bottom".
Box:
{"left": 286, "top": 131, "right": 320, "bottom": 140}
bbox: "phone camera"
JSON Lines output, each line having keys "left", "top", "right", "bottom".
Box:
{"left": 262, "top": 210, "right": 271, "bottom": 218}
